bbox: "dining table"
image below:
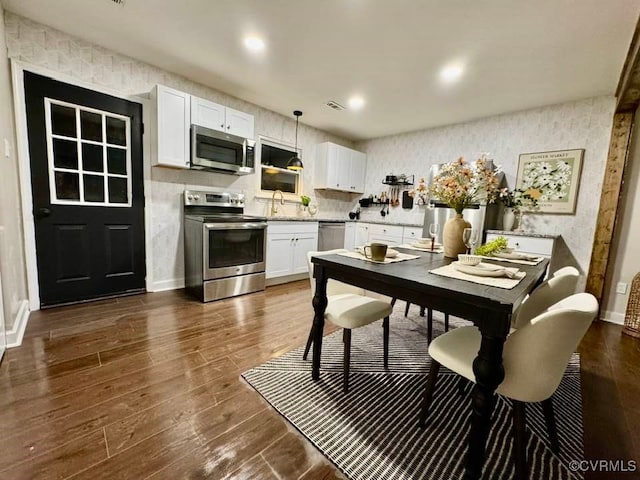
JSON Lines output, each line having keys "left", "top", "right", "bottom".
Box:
{"left": 309, "top": 248, "right": 549, "bottom": 480}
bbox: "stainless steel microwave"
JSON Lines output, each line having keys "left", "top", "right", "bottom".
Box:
{"left": 190, "top": 125, "right": 255, "bottom": 175}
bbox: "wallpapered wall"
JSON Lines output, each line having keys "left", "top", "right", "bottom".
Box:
{"left": 355, "top": 96, "right": 616, "bottom": 281}
{"left": 0, "top": 5, "right": 27, "bottom": 332}
{"left": 3, "top": 12, "right": 616, "bottom": 296}
{"left": 4, "top": 12, "right": 356, "bottom": 291}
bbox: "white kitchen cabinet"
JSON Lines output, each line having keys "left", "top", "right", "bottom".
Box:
{"left": 225, "top": 107, "right": 255, "bottom": 139}
{"left": 355, "top": 223, "right": 371, "bottom": 247}
{"left": 266, "top": 222, "right": 319, "bottom": 280}
{"left": 344, "top": 222, "right": 357, "bottom": 251}
{"left": 368, "top": 224, "right": 404, "bottom": 246}
{"left": 402, "top": 226, "right": 424, "bottom": 245}
{"left": 314, "top": 142, "right": 367, "bottom": 193}
{"left": 349, "top": 150, "right": 366, "bottom": 193}
{"left": 190, "top": 97, "right": 255, "bottom": 139}
{"left": 190, "top": 96, "right": 225, "bottom": 132}
{"left": 485, "top": 232, "right": 555, "bottom": 257}
{"left": 152, "top": 85, "right": 191, "bottom": 169}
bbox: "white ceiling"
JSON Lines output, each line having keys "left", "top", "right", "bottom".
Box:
{"left": 3, "top": 0, "right": 639, "bottom": 140}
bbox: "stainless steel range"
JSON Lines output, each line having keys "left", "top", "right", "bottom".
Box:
{"left": 184, "top": 190, "right": 267, "bottom": 302}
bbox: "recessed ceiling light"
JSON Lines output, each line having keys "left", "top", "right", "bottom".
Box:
{"left": 348, "top": 96, "right": 365, "bottom": 110}
{"left": 243, "top": 36, "right": 265, "bottom": 52}
{"left": 439, "top": 64, "right": 464, "bottom": 83}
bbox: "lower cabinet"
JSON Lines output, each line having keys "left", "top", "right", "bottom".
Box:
{"left": 266, "top": 222, "right": 319, "bottom": 280}
{"left": 344, "top": 222, "right": 357, "bottom": 251}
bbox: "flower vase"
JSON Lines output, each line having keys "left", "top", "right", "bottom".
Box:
{"left": 443, "top": 213, "right": 471, "bottom": 258}
{"left": 503, "top": 208, "right": 516, "bottom": 231}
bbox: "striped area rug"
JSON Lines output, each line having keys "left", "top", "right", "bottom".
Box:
{"left": 242, "top": 308, "right": 583, "bottom": 480}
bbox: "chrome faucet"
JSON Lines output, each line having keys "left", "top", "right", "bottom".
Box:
{"left": 271, "top": 190, "right": 284, "bottom": 216}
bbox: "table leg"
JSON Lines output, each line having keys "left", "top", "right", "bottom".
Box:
{"left": 463, "top": 331, "right": 507, "bottom": 479}
{"left": 311, "top": 264, "right": 328, "bottom": 380}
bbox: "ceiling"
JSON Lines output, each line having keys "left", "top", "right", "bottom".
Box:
{"left": 3, "top": 0, "right": 639, "bottom": 140}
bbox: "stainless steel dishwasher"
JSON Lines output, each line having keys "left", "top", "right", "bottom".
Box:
{"left": 318, "top": 221, "right": 346, "bottom": 251}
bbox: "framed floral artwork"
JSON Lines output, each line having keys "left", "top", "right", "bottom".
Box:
{"left": 515, "top": 149, "right": 585, "bottom": 213}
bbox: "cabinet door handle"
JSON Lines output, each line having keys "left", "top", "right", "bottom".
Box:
{"left": 220, "top": 124, "right": 224, "bottom": 128}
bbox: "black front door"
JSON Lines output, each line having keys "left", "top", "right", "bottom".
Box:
{"left": 24, "top": 71, "right": 145, "bottom": 307}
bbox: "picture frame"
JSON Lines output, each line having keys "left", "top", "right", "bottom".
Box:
{"left": 515, "top": 149, "right": 585, "bottom": 214}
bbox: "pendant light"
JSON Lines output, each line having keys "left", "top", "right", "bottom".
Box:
{"left": 287, "top": 110, "right": 304, "bottom": 171}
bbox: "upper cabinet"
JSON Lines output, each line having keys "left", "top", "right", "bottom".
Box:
{"left": 190, "top": 97, "right": 255, "bottom": 139}
{"left": 314, "top": 142, "right": 367, "bottom": 193}
{"left": 152, "top": 85, "right": 191, "bottom": 169}
{"left": 152, "top": 85, "right": 255, "bottom": 169}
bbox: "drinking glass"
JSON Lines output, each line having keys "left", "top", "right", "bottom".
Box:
{"left": 428, "top": 223, "right": 439, "bottom": 250}
{"left": 462, "top": 227, "right": 479, "bottom": 254}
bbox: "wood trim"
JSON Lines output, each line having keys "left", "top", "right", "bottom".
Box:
{"left": 586, "top": 112, "right": 634, "bottom": 301}
{"left": 617, "top": 18, "right": 640, "bottom": 111}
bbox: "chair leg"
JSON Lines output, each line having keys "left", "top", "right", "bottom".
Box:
{"left": 383, "top": 316, "right": 390, "bottom": 369}
{"left": 404, "top": 302, "right": 410, "bottom": 317}
{"left": 419, "top": 306, "right": 425, "bottom": 317}
{"left": 427, "top": 308, "right": 433, "bottom": 343}
{"left": 542, "top": 398, "right": 560, "bottom": 454}
{"left": 512, "top": 400, "right": 527, "bottom": 480}
{"left": 419, "top": 361, "right": 441, "bottom": 427}
{"left": 343, "top": 329, "right": 351, "bottom": 393}
{"left": 303, "top": 324, "right": 314, "bottom": 360}
{"left": 390, "top": 298, "right": 397, "bottom": 308}
{"left": 444, "top": 313, "right": 450, "bottom": 332}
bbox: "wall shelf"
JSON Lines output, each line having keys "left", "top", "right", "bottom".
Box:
{"left": 381, "top": 174, "right": 415, "bottom": 186}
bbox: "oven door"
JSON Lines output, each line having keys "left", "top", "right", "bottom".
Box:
{"left": 203, "top": 222, "right": 267, "bottom": 280}
{"left": 191, "top": 125, "right": 254, "bottom": 175}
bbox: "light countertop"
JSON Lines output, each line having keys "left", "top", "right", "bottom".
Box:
{"left": 267, "top": 217, "right": 423, "bottom": 228}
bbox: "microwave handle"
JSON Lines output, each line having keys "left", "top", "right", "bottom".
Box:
{"left": 204, "top": 222, "right": 267, "bottom": 231}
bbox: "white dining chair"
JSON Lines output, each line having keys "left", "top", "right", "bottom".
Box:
{"left": 303, "top": 249, "right": 393, "bottom": 392}
{"left": 511, "top": 265, "right": 579, "bottom": 330}
{"left": 419, "top": 292, "right": 598, "bottom": 479}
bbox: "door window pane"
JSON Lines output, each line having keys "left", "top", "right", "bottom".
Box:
{"left": 106, "top": 117, "right": 126, "bottom": 146}
{"left": 55, "top": 171, "right": 80, "bottom": 200}
{"left": 108, "top": 177, "right": 128, "bottom": 203}
{"left": 53, "top": 139, "right": 78, "bottom": 169}
{"left": 51, "top": 104, "right": 76, "bottom": 137}
{"left": 83, "top": 174, "right": 104, "bottom": 202}
{"left": 82, "top": 143, "right": 104, "bottom": 172}
{"left": 107, "top": 147, "right": 127, "bottom": 175}
{"left": 80, "top": 111, "right": 103, "bottom": 142}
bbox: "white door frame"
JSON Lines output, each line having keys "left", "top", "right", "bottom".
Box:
{"left": 11, "top": 59, "right": 154, "bottom": 311}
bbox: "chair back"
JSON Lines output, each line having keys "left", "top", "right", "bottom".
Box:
{"left": 512, "top": 266, "right": 579, "bottom": 329}
{"left": 499, "top": 293, "right": 598, "bottom": 402}
{"left": 307, "top": 250, "right": 365, "bottom": 298}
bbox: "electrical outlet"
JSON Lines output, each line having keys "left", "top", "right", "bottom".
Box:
{"left": 616, "top": 282, "right": 628, "bottom": 295}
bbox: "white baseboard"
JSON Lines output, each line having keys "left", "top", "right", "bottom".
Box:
{"left": 6, "top": 300, "right": 30, "bottom": 348}
{"left": 599, "top": 310, "right": 625, "bottom": 325}
{"left": 148, "top": 278, "right": 185, "bottom": 292}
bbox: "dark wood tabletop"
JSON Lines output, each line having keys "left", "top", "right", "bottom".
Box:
{"left": 310, "top": 249, "right": 549, "bottom": 480}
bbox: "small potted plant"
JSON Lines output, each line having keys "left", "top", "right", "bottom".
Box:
{"left": 497, "top": 188, "right": 538, "bottom": 231}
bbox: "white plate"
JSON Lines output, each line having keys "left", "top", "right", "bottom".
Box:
{"left": 411, "top": 243, "right": 442, "bottom": 251}
{"left": 453, "top": 262, "right": 517, "bottom": 278}
{"left": 493, "top": 251, "right": 538, "bottom": 261}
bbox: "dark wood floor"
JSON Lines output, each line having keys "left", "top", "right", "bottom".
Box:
{"left": 0, "top": 282, "right": 638, "bottom": 480}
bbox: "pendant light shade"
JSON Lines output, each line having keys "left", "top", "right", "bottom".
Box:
{"left": 287, "top": 110, "right": 304, "bottom": 171}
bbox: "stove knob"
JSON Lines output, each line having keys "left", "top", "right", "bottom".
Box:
{"left": 194, "top": 195, "right": 200, "bottom": 200}
{"left": 187, "top": 194, "right": 194, "bottom": 201}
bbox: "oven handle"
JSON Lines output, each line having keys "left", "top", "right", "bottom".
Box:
{"left": 204, "top": 222, "right": 268, "bottom": 231}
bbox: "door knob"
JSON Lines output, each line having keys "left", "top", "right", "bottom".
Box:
{"left": 36, "top": 207, "right": 51, "bottom": 218}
